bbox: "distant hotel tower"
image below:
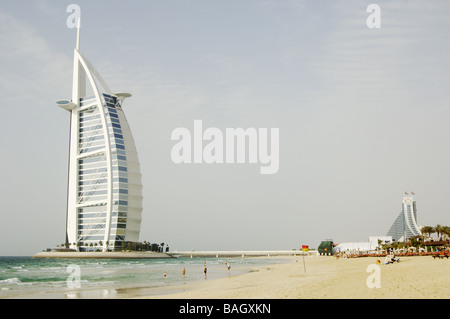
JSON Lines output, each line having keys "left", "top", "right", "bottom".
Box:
{"left": 57, "top": 21, "right": 143, "bottom": 251}
{"left": 387, "top": 193, "right": 421, "bottom": 241}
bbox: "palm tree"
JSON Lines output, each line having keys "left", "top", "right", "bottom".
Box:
{"left": 421, "top": 226, "right": 434, "bottom": 241}
{"left": 435, "top": 224, "right": 444, "bottom": 240}
{"left": 441, "top": 226, "right": 450, "bottom": 241}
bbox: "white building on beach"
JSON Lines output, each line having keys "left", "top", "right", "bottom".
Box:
{"left": 386, "top": 194, "right": 422, "bottom": 241}
{"left": 57, "top": 20, "right": 143, "bottom": 252}
{"left": 332, "top": 194, "right": 423, "bottom": 254}
{"left": 332, "top": 236, "right": 393, "bottom": 254}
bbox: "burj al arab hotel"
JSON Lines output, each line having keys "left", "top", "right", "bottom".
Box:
{"left": 57, "top": 21, "right": 143, "bottom": 252}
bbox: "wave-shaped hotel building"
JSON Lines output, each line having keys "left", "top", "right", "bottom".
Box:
{"left": 57, "top": 22, "right": 143, "bottom": 252}
{"left": 386, "top": 194, "right": 422, "bottom": 241}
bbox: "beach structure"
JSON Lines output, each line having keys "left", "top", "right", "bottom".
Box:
{"left": 331, "top": 236, "right": 393, "bottom": 254}
{"left": 56, "top": 20, "right": 143, "bottom": 252}
{"left": 328, "top": 195, "right": 422, "bottom": 255}
{"left": 386, "top": 194, "right": 422, "bottom": 241}
{"left": 318, "top": 240, "right": 334, "bottom": 255}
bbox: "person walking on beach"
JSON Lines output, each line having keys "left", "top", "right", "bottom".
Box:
{"left": 182, "top": 268, "right": 186, "bottom": 280}
{"left": 203, "top": 264, "right": 207, "bottom": 279}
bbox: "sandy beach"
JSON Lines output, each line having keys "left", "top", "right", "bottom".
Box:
{"left": 144, "top": 255, "right": 450, "bottom": 299}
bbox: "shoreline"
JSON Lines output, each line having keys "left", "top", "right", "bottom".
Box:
{"left": 141, "top": 255, "right": 450, "bottom": 299}
{"left": 1, "top": 255, "right": 286, "bottom": 299}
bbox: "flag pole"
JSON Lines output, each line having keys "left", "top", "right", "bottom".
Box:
{"left": 301, "top": 245, "right": 309, "bottom": 274}
{"left": 302, "top": 253, "right": 306, "bottom": 274}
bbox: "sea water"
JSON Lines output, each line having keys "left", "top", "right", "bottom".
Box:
{"left": 0, "top": 256, "right": 287, "bottom": 299}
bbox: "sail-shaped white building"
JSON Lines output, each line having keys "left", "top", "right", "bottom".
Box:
{"left": 57, "top": 21, "right": 143, "bottom": 252}
{"left": 386, "top": 195, "right": 421, "bottom": 242}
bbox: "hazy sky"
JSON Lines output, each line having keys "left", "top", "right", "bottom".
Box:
{"left": 1, "top": 1, "right": 449, "bottom": 256}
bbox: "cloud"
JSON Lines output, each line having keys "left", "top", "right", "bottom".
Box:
{"left": 0, "top": 10, "right": 73, "bottom": 255}
{"left": 0, "top": 11, "right": 72, "bottom": 105}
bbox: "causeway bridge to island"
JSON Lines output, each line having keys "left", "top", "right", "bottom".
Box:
{"left": 32, "top": 250, "right": 317, "bottom": 259}
{"left": 167, "top": 250, "right": 316, "bottom": 258}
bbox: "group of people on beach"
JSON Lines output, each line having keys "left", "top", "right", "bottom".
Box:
{"left": 333, "top": 249, "right": 402, "bottom": 263}
{"left": 163, "top": 261, "right": 231, "bottom": 279}
{"left": 384, "top": 251, "right": 400, "bottom": 264}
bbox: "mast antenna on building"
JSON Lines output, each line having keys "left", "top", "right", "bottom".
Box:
{"left": 76, "top": 17, "right": 81, "bottom": 51}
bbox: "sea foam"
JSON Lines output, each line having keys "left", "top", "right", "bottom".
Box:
{"left": 0, "top": 278, "right": 22, "bottom": 285}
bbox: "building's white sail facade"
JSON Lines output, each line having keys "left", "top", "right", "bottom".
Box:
{"left": 57, "top": 25, "right": 143, "bottom": 251}
{"left": 386, "top": 196, "right": 421, "bottom": 241}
